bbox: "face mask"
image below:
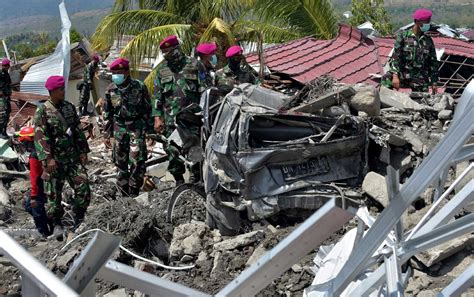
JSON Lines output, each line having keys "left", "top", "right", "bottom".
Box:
{"left": 164, "top": 48, "right": 182, "bottom": 62}
{"left": 229, "top": 58, "right": 241, "bottom": 71}
{"left": 210, "top": 55, "right": 218, "bottom": 67}
{"left": 421, "top": 23, "right": 430, "bottom": 32}
{"left": 112, "top": 74, "right": 126, "bottom": 85}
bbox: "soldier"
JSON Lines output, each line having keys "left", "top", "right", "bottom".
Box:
{"left": 153, "top": 35, "right": 205, "bottom": 185}
{"left": 196, "top": 42, "right": 218, "bottom": 88}
{"left": 103, "top": 58, "right": 152, "bottom": 197}
{"left": 0, "top": 58, "right": 12, "bottom": 138}
{"left": 215, "top": 45, "right": 259, "bottom": 96}
{"left": 34, "top": 76, "right": 91, "bottom": 240}
{"left": 382, "top": 9, "right": 439, "bottom": 93}
{"left": 79, "top": 54, "right": 100, "bottom": 116}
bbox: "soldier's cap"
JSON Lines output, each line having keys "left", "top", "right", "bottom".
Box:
{"left": 225, "top": 45, "right": 243, "bottom": 58}
{"left": 45, "top": 75, "right": 65, "bottom": 91}
{"left": 196, "top": 42, "right": 217, "bottom": 55}
{"left": 413, "top": 9, "right": 432, "bottom": 21}
{"left": 92, "top": 54, "right": 100, "bottom": 62}
{"left": 160, "top": 35, "right": 180, "bottom": 50}
{"left": 1, "top": 58, "right": 10, "bottom": 66}
{"left": 109, "top": 57, "right": 130, "bottom": 70}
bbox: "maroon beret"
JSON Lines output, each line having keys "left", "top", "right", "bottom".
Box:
{"left": 225, "top": 45, "right": 243, "bottom": 58}
{"left": 413, "top": 9, "right": 432, "bottom": 21}
{"left": 45, "top": 76, "right": 65, "bottom": 91}
{"left": 196, "top": 43, "right": 217, "bottom": 55}
{"left": 109, "top": 57, "right": 130, "bottom": 70}
{"left": 160, "top": 35, "right": 180, "bottom": 49}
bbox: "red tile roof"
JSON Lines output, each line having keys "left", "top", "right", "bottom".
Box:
{"left": 247, "top": 24, "right": 383, "bottom": 85}
{"left": 247, "top": 24, "right": 474, "bottom": 86}
{"left": 8, "top": 92, "right": 47, "bottom": 128}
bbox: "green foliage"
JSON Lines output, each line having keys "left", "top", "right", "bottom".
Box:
{"left": 70, "top": 28, "right": 83, "bottom": 43}
{"left": 1, "top": 32, "right": 59, "bottom": 60}
{"left": 350, "top": 0, "right": 393, "bottom": 36}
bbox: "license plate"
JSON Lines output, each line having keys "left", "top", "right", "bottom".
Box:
{"left": 281, "top": 156, "right": 330, "bottom": 181}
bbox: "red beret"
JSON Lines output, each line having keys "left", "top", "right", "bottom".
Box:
{"left": 92, "top": 54, "right": 100, "bottom": 62}
{"left": 45, "top": 76, "right": 65, "bottom": 91}
{"left": 225, "top": 45, "right": 243, "bottom": 58}
{"left": 196, "top": 43, "right": 217, "bottom": 55}
{"left": 160, "top": 35, "right": 179, "bottom": 49}
{"left": 413, "top": 9, "right": 432, "bottom": 21}
{"left": 1, "top": 58, "right": 10, "bottom": 66}
{"left": 109, "top": 57, "right": 129, "bottom": 70}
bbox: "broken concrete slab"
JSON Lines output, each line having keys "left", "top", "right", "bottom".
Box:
{"left": 369, "top": 125, "right": 407, "bottom": 147}
{"left": 169, "top": 223, "right": 208, "bottom": 258}
{"left": 134, "top": 192, "right": 151, "bottom": 207}
{"left": 380, "top": 87, "right": 433, "bottom": 112}
{"left": 418, "top": 234, "right": 474, "bottom": 267}
{"left": 290, "top": 87, "right": 356, "bottom": 113}
{"left": 390, "top": 151, "right": 413, "bottom": 175}
{"left": 362, "top": 172, "right": 390, "bottom": 208}
{"left": 214, "top": 230, "right": 265, "bottom": 251}
{"left": 438, "top": 110, "right": 453, "bottom": 120}
{"left": 403, "top": 130, "right": 424, "bottom": 155}
{"left": 245, "top": 244, "right": 267, "bottom": 267}
{"left": 210, "top": 251, "right": 225, "bottom": 279}
{"left": 350, "top": 84, "right": 381, "bottom": 116}
{"left": 103, "top": 288, "right": 128, "bottom": 297}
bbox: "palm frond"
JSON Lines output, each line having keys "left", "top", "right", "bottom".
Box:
{"left": 235, "top": 20, "right": 301, "bottom": 44}
{"left": 199, "top": 18, "right": 236, "bottom": 45}
{"left": 121, "top": 24, "right": 192, "bottom": 72}
{"left": 91, "top": 10, "right": 183, "bottom": 50}
{"left": 295, "top": 0, "right": 337, "bottom": 39}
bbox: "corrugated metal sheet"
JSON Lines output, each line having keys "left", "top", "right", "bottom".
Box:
{"left": 20, "top": 1, "right": 71, "bottom": 95}
{"left": 247, "top": 24, "right": 474, "bottom": 86}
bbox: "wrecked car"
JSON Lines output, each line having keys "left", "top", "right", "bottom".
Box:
{"left": 203, "top": 84, "right": 368, "bottom": 235}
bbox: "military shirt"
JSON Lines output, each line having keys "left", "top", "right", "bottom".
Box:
{"left": 152, "top": 57, "right": 205, "bottom": 121}
{"left": 388, "top": 30, "right": 439, "bottom": 89}
{"left": 103, "top": 78, "right": 152, "bottom": 137}
{"left": 215, "top": 63, "right": 259, "bottom": 96}
{"left": 34, "top": 99, "right": 90, "bottom": 164}
{"left": 0, "top": 70, "right": 12, "bottom": 97}
{"left": 197, "top": 60, "right": 215, "bottom": 89}
{"left": 82, "top": 61, "right": 98, "bottom": 85}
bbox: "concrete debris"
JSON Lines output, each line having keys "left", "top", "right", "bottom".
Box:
{"left": 214, "top": 230, "right": 265, "bottom": 251}
{"left": 403, "top": 130, "right": 425, "bottom": 155}
{"left": 380, "top": 86, "right": 434, "bottom": 112}
{"left": 418, "top": 234, "right": 474, "bottom": 267}
{"left": 103, "top": 288, "right": 128, "bottom": 297}
{"left": 362, "top": 172, "right": 390, "bottom": 208}
{"left": 438, "top": 109, "right": 453, "bottom": 120}
{"left": 245, "top": 244, "right": 267, "bottom": 267}
{"left": 290, "top": 86, "right": 356, "bottom": 113}
{"left": 169, "top": 223, "right": 208, "bottom": 258}
{"left": 370, "top": 125, "right": 407, "bottom": 147}
{"left": 350, "top": 84, "right": 381, "bottom": 116}
{"left": 134, "top": 192, "right": 151, "bottom": 207}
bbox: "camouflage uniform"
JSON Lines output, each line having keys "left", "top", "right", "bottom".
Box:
{"left": 104, "top": 78, "right": 152, "bottom": 196}
{"left": 79, "top": 61, "right": 98, "bottom": 115}
{"left": 215, "top": 63, "right": 259, "bottom": 96}
{"left": 382, "top": 30, "right": 439, "bottom": 92}
{"left": 34, "top": 99, "right": 91, "bottom": 222}
{"left": 153, "top": 56, "right": 205, "bottom": 178}
{"left": 0, "top": 69, "right": 12, "bottom": 136}
{"left": 197, "top": 61, "right": 215, "bottom": 89}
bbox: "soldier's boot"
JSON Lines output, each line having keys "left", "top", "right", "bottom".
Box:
{"left": 173, "top": 174, "right": 185, "bottom": 187}
{"left": 73, "top": 208, "right": 86, "bottom": 230}
{"left": 52, "top": 219, "right": 64, "bottom": 241}
{"left": 188, "top": 164, "right": 201, "bottom": 184}
{"left": 129, "top": 187, "right": 140, "bottom": 198}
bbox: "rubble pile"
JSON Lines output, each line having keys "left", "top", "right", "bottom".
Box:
{"left": 0, "top": 78, "right": 471, "bottom": 296}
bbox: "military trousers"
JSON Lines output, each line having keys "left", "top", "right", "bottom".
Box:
{"left": 79, "top": 83, "right": 91, "bottom": 114}
{"left": 381, "top": 72, "right": 429, "bottom": 92}
{"left": 0, "top": 97, "right": 11, "bottom": 135}
{"left": 44, "top": 162, "right": 91, "bottom": 221}
{"left": 113, "top": 126, "right": 147, "bottom": 195}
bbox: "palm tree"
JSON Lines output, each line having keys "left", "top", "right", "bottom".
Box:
{"left": 92, "top": 0, "right": 338, "bottom": 88}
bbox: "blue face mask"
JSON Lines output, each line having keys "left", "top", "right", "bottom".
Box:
{"left": 421, "top": 23, "right": 430, "bottom": 32}
{"left": 210, "top": 55, "right": 218, "bottom": 67}
{"left": 112, "top": 74, "right": 126, "bottom": 85}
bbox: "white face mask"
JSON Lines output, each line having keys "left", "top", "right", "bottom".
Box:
{"left": 421, "top": 23, "right": 431, "bottom": 32}
{"left": 210, "top": 55, "right": 218, "bottom": 67}
{"left": 112, "top": 74, "right": 126, "bottom": 85}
